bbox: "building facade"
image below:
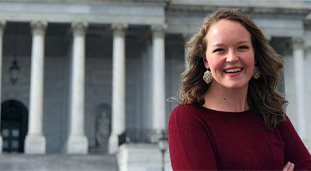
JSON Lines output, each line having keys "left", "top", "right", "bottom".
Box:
{"left": 0, "top": 0, "right": 310, "bottom": 170}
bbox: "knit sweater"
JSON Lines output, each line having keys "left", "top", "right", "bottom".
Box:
{"left": 168, "top": 104, "right": 311, "bottom": 170}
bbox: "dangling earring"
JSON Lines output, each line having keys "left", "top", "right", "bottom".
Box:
{"left": 203, "top": 70, "right": 212, "bottom": 84}
{"left": 253, "top": 66, "right": 261, "bottom": 79}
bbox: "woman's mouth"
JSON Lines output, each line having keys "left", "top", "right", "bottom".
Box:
{"left": 224, "top": 67, "right": 243, "bottom": 73}
{"left": 223, "top": 67, "right": 243, "bottom": 77}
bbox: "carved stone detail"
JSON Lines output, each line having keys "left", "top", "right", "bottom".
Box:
{"left": 31, "top": 21, "right": 47, "bottom": 36}
{"left": 111, "top": 23, "right": 128, "bottom": 31}
{"left": 71, "top": 22, "right": 88, "bottom": 37}
{"left": 151, "top": 24, "right": 167, "bottom": 32}
{"left": 95, "top": 105, "right": 111, "bottom": 150}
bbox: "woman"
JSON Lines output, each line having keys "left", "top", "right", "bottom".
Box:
{"left": 168, "top": 9, "right": 311, "bottom": 170}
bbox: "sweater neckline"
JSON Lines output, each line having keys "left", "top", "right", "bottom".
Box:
{"left": 197, "top": 105, "right": 253, "bottom": 117}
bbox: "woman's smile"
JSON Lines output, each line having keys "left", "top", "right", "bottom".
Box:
{"left": 223, "top": 67, "right": 243, "bottom": 77}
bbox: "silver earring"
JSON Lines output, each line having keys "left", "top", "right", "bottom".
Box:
{"left": 203, "top": 70, "right": 212, "bottom": 84}
{"left": 253, "top": 66, "right": 261, "bottom": 79}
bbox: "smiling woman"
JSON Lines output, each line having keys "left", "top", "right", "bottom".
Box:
{"left": 168, "top": 9, "right": 311, "bottom": 170}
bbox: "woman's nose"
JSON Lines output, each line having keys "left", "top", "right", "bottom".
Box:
{"left": 226, "top": 50, "right": 239, "bottom": 63}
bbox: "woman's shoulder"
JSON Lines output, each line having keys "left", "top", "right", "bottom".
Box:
{"left": 170, "top": 103, "right": 204, "bottom": 122}
{"left": 169, "top": 104, "right": 208, "bottom": 132}
{"left": 171, "top": 103, "right": 201, "bottom": 115}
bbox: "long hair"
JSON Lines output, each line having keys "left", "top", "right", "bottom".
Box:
{"left": 178, "top": 9, "right": 287, "bottom": 128}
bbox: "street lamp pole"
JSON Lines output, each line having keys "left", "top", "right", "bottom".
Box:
{"left": 158, "top": 130, "right": 168, "bottom": 171}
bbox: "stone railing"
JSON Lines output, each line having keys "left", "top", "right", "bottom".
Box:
{"left": 124, "top": 129, "right": 168, "bottom": 144}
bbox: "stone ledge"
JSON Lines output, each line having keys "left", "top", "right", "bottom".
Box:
{"left": 167, "top": 3, "right": 310, "bottom": 16}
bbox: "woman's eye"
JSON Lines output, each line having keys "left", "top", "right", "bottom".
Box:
{"left": 213, "top": 48, "right": 224, "bottom": 53}
{"left": 238, "top": 46, "right": 249, "bottom": 50}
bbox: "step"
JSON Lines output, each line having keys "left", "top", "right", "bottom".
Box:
{"left": 0, "top": 154, "right": 118, "bottom": 171}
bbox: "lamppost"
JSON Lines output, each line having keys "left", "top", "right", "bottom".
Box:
{"left": 158, "top": 131, "right": 168, "bottom": 171}
{"left": 9, "top": 59, "right": 20, "bottom": 85}
{"left": 10, "top": 26, "right": 20, "bottom": 85}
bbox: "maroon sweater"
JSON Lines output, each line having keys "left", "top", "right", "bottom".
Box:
{"left": 168, "top": 104, "right": 311, "bottom": 170}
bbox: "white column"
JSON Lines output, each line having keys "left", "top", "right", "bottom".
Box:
{"left": 151, "top": 24, "right": 166, "bottom": 138}
{"left": 183, "top": 34, "right": 191, "bottom": 71}
{"left": 304, "top": 38, "right": 311, "bottom": 150}
{"left": 293, "top": 37, "right": 305, "bottom": 138}
{"left": 108, "top": 23, "right": 128, "bottom": 154}
{"left": 306, "top": 37, "right": 311, "bottom": 115}
{"left": 0, "top": 20, "right": 6, "bottom": 154}
{"left": 25, "top": 21, "right": 47, "bottom": 154}
{"left": 66, "top": 22, "right": 88, "bottom": 154}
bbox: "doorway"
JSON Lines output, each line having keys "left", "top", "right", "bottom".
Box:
{"left": 1, "top": 100, "right": 28, "bottom": 153}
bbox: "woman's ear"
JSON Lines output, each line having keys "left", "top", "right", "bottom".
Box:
{"left": 203, "top": 56, "right": 209, "bottom": 69}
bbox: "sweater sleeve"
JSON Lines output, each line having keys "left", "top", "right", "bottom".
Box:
{"left": 168, "top": 105, "right": 217, "bottom": 170}
{"left": 278, "top": 115, "right": 311, "bottom": 170}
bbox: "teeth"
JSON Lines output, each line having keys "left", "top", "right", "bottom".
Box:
{"left": 225, "top": 68, "right": 241, "bottom": 73}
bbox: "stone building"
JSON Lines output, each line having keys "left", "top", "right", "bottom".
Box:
{"left": 0, "top": 0, "right": 310, "bottom": 170}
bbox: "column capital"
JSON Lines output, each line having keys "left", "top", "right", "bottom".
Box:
{"left": 72, "top": 22, "right": 88, "bottom": 37}
{"left": 111, "top": 23, "right": 128, "bottom": 31}
{"left": 151, "top": 24, "right": 166, "bottom": 38}
{"left": 151, "top": 24, "right": 167, "bottom": 32}
{"left": 31, "top": 21, "right": 47, "bottom": 36}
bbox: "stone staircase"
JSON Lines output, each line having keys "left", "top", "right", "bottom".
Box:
{"left": 0, "top": 154, "right": 118, "bottom": 171}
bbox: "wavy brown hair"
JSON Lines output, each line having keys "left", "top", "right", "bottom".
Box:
{"left": 178, "top": 9, "right": 287, "bottom": 128}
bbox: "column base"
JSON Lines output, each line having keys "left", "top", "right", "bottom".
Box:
{"left": 150, "top": 129, "right": 162, "bottom": 143}
{"left": 108, "top": 134, "right": 119, "bottom": 154}
{"left": 0, "top": 136, "right": 2, "bottom": 153}
{"left": 66, "top": 135, "right": 88, "bottom": 154}
{"left": 117, "top": 143, "right": 171, "bottom": 171}
{"left": 25, "top": 134, "right": 46, "bottom": 154}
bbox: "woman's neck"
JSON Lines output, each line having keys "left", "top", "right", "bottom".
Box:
{"left": 202, "top": 82, "right": 249, "bottom": 112}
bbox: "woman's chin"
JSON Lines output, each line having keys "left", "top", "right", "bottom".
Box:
{"left": 219, "top": 82, "right": 249, "bottom": 90}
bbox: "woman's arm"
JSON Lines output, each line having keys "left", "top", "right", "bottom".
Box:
{"left": 168, "top": 105, "right": 217, "bottom": 170}
{"left": 278, "top": 115, "right": 311, "bottom": 170}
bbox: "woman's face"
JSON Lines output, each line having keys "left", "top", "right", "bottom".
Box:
{"left": 204, "top": 19, "right": 255, "bottom": 90}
